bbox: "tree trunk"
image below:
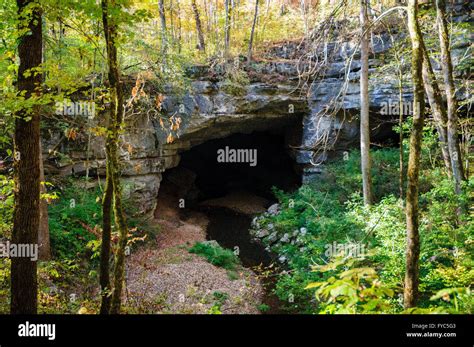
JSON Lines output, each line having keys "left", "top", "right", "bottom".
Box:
{"left": 101, "top": 0, "right": 129, "bottom": 315}
{"left": 191, "top": 0, "right": 206, "bottom": 51}
{"left": 280, "top": 0, "right": 286, "bottom": 15}
{"left": 397, "top": 58, "right": 404, "bottom": 200}
{"left": 169, "top": 0, "right": 175, "bottom": 43}
{"left": 159, "top": 0, "right": 167, "bottom": 56}
{"left": 176, "top": 0, "right": 182, "bottom": 53}
{"left": 99, "top": 154, "right": 113, "bottom": 314}
{"left": 214, "top": 0, "right": 218, "bottom": 52}
{"left": 421, "top": 49, "right": 451, "bottom": 174}
{"left": 404, "top": 0, "right": 425, "bottom": 309}
{"left": 247, "top": 0, "right": 259, "bottom": 62}
{"left": 100, "top": 0, "right": 115, "bottom": 315}
{"left": 224, "top": 0, "right": 231, "bottom": 57}
{"left": 110, "top": 165, "right": 128, "bottom": 314}
{"left": 10, "top": 0, "right": 42, "bottom": 314}
{"left": 360, "top": 0, "right": 372, "bottom": 205}
{"left": 260, "top": 0, "right": 271, "bottom": 44}
{"left": 231, "top": 0, "right": 236, "bottom": 29}
{"left": 204, "top": 0, "right": 210, "bottom": 33}
{"left": 38, "top": 142, "right": 51, "bottom": 261}
{"left": 436, "top": 0, "right": 465, "bottom": 194}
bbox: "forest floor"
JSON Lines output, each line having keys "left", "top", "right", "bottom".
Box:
{"left": 124, "top": 195, "right": 264, "bottom": 314}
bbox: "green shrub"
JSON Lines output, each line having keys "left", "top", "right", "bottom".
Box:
{"left": 308, "top": 148, "right": 402, "bottom": 202}
{"left": 189, "top": 241, "right": 240, "bottom": 271}
{"left": 306, "top": 256, "right": 395, "bottom": 314}
{"left": 48, "top": 179, "right": 152, "bottom": 261}
{"left": 48, "top": 184, "right": 103, "bottom": 260}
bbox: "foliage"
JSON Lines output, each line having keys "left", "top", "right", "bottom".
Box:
{"left": 0, "top": 175, "right": 14, "bottom": 238}
{"left": 48, "top": 183, "right": 103, "bottom": 260}
{"left": 221, "top": 61, "right": 250, "bottom": 96}
{"left": 306, "top": 256, "right": 395, "bottom": 314}
{"left": 257, "top": 303, "right": 270, "bottom": 313}
{"left": 308, "top": 149, "right": 403, "bottom": 202}
{"left": 0, "top": 258, "right": 10, "bottom": 313}
{"left": 257, "top": 149, "right": 473, "bottom": 313}
{"left": 428, "top": 287, "right": 473, "bottom": 314}
{"left": 189, "top": 241, "right": 240, "bottom": 271}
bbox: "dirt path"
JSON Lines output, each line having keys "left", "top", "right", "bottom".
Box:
{"left": 125, "top": 206, "right": 264, "bottom": 314}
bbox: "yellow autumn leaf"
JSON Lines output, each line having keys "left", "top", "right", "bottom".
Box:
{"left": 305, "top": 282, "right": 324, "bottom": 290}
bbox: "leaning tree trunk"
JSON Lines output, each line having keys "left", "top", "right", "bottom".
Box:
{"left": 191, "top": 0, "right": 206, "bottom": 52}
{"left": 421, "top": 48, "right": 451, "bottom": 174}
{"left": 247, "top": 0, "right": 259, "bottom": 62}
{"left": 10, "top": 0, "right": 43, "bottom": 314}
{"left": 436, "top": 0, "right": 465, "bottom": 194}
{"left": 404, "top": 0, "right": 425, "bottom": 309}
{"left": 101, "top": 0, "right": 129, "bottom": 315}
{"left": 360, "top": 0, "right": 372, "bottom": 205}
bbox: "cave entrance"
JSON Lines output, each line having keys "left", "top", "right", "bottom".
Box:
{"left": 157, "top": 120, "right": 303, "bottom": 213}
{"left": 181, "top": 130, "right": 301, "bottom": 202}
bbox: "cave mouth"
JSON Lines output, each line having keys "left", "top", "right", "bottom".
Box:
{"left": 161, "top": 128, "right": 302, "bottom": 209}
{"left": 184, "top": 130, "right": 301, "bottom": 201}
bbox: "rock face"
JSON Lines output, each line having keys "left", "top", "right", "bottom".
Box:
{"left": 42, "top": 3, "right": 473, "bottom": 215}
{"left": 158, "top": 80, "right": 308, "bottom": 164}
